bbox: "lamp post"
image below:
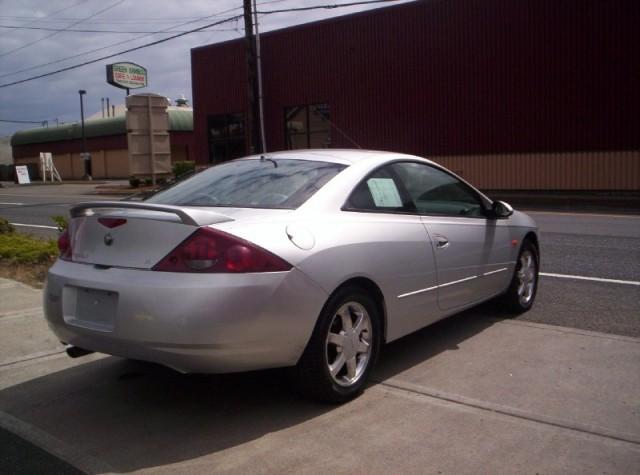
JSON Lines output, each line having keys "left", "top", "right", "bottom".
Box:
{"left": 78, "top": 89, "right": 92, "bottom": 180}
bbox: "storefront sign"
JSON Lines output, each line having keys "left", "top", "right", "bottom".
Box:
{"left": 15, "top": 165, "right": 31, "bottom": 184}
{"left": 106, "top": 62, "right": 147, "bottom": 90}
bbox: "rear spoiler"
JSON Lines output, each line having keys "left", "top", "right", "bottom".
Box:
{"left": 70, "top": 201, "right": 233, "bottom": 227}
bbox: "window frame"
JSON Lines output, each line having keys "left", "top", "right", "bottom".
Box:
{"left": 284, "top": 103, "right": 332, "bottom": 150}
{"left": 207, "top": 112, "right": 246, "bottom": 164}
{"left": 342, "top": 160, "right": 493, "bottom": 219}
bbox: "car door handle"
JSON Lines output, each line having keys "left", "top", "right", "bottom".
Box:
{"left": 435, "top": 235, "right": 450, "bottom": 249}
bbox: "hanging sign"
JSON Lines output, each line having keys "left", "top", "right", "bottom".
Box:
{"left": 106, "top": 62, "right": 147, "bottom": 90}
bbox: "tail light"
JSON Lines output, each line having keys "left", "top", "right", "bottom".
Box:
{"left": 58, "top": 229, "right": 72, "bottom": 261}
{"left": 152, "top": 227, "right": 292, "bottom": 273}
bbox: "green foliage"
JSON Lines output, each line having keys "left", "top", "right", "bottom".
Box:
{"left": 0, "top": 233, "right": 57, "bottom": 264}
{"left": 51, "top": 215, "right": 68, "bottom": 232}
{"left": 144, "top": 178, "right": 153, "bottom": 186}
{"left": 172, "top": 160, "right": 196, "bottom": 178}
{"left": 129, "top": 176, "right": 141, "bottom": 188}
{"left": 0, "top": 217, "right": 15, "bottom": 235}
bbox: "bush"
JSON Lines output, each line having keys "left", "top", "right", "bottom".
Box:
{"left": 129, "top": 176, "right": 141, "bottom": 188}
{"left": 51, "top": 215, "right": 68, "bottom": 232}
{"left": 0, "top": 233, "right": 57, "bottom": 264}
{"left": 0, "top": 217, "right": 15, "bottom": 235}
{"left": 172, "top": 160, "right": 196, "bottom": 179}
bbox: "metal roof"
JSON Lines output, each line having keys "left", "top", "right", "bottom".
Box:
{"left": 11, "top": 109, "right": 193, "bottom": 147}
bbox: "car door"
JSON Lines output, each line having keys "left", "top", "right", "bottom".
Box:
{"left": 342, "top": 164, "right": 442, "bottom": 340}
{"left": 390, "top": 162, "right": 513, "bottom": 311}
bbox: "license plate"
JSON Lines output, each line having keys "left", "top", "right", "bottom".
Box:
{"left": 62, "top": 286, "right": 118, "bottom": 332}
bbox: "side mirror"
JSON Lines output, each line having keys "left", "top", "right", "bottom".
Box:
{"left": 492, "top": 200, "right": 513, "bottom": 218}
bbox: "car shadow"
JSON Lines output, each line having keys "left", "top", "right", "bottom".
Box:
{"left": 0, "top": 303, "right": 512, "bottom": 473}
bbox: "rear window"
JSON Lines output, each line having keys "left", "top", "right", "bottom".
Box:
{"left": 147, "top": 158, "right": 347, "bottom": 209}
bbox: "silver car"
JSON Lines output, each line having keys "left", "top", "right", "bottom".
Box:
{"left": 44, "top": 150, "right": 539, "bottom": 402}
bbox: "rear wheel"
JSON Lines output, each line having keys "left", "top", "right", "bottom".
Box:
{"left": 501, "top": 240, "right": 539, "bottom": 313}
{"left": 291, "top": 286, "right": 381, "bottom": 403}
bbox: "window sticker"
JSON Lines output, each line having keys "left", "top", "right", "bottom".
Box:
{"left": 367, "top": 178, "right": 402, "bottom": 207}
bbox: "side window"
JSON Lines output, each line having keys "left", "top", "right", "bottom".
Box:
{"left": 345, "top": 165, "right": 415, "bottom": 213}
{"left": 391, "top": 162, "right": 485, "bottom": 217}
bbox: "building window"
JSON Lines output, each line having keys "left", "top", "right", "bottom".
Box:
{"left": 208, "top": 113, "right": 245, "bottom": 163}
{"left": 285, "top": 104, "right": 331, "bottom": 150}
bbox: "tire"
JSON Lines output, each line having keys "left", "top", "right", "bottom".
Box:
{"left": 501, "top": 239, "right": 539, "bottom": 314}
{"left": 290, "top": 285, "right": 382, "bottom": 403}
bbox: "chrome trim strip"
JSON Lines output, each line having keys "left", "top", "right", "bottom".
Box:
{"left": 482, "top": 267, "right": 508, "bottom": 276}
{"left": 397, "top": 275, "right": 478, "bottom": 299}
{"left": 397, "top": 285, "right": 438, "bottom": 299}
{"left": 437, "top": 275, "right": 478, "bottom": 289}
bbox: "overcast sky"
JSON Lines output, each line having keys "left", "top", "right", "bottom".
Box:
{"left": 0, "top": 0, "right": 415, "bottom": 138}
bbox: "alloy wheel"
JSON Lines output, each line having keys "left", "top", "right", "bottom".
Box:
{"left": 516, "top": 250, "right": 537, "bottom": 306}
{"left": 325, "top": 301, "right": 372, "bottom": 387}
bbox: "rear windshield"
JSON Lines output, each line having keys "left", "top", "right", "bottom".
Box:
{"left": 147, "top": 158, "right": 347, "bottom": 209}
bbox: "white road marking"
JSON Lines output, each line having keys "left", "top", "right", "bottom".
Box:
{"left": 9, "top": 223, "right": 58, "bottom": 230}
{"left": 526, "top": 210, "right": 640, "bottom": 219}
{"left": 0, "top": 202, "right": 25, "bottom": 205}
{"left": 483, "top": 267, "right": 508, "bottom": 276}
{"left": 540, "top": 272, "right": 640, "bottom": 286}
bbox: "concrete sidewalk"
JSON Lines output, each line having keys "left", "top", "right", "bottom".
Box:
{"left": 0, "top": 277, "right": 638, "bottom": 474}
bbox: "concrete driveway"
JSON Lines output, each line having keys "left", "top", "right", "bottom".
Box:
{"left": 0, "top": 278, "right": 638, "bottom": 474}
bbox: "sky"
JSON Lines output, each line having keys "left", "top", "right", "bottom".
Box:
{"left": 0, "top": 0, "right": 415, "bottom": 138}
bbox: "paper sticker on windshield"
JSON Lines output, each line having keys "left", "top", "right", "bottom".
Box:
{"left": 367, "top": 178, "right": 402, "bottom": 207}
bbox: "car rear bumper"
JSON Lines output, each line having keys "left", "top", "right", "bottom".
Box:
{"left": 44, "top": 260, "right": 328, "bottom": 373}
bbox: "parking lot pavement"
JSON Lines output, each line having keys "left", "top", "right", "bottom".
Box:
{"left": 1, "top": 278, "right": 639, "bottom": 474}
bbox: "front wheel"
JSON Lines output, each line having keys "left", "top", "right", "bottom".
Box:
{"left": 500, "top": 240, "right": 539, "bottom": 314}
{"left": 291, "top": 286, "right": 381, "bottom": 403}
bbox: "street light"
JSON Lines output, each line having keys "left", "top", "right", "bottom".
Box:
{"left": 78, "top": 89, "right": 92, "bottom": 180}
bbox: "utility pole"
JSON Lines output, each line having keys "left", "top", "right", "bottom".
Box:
{"left": 78, "top": 89, "right": 91, "bottom": 180}
{"left": 253, "top": 0, "right": 267, "bottom": 153}
{"left": 243, "top": 0, "right": 261, "bottom": 154}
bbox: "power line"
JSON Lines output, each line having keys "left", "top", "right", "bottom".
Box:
{"left": 0, "top": 0, "right": 125, "bottom": 59}
{"left": 256, "top": 0, "right": 406, "bottom": 14}
{"left": 0, "top": 0, "right": 91, "bottom": 38}
{"left": 0, "top": 119, "right": 50, "bottom": 124}
{"left": 0, "top": 7, "right": 244, "bottom": 80}
{"left": 0, "top": 15, "right": 243, "bottom": 88}
{"left": 0, "top": 0, "right": 407, "bottom": 88}
{"left": 0, "top": 24, "right": 239, "bottom": 34}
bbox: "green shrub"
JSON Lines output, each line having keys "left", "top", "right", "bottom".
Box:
{"left": 172, "top": 160, "right": 196, "bottom": 178}
{"left": 51, "top": 215, "right": 68, "bottom": 232}
{"left": 0, "top": 233, "right": 57, "bottom": 264}
{"left": 0, "top": 217, "right": 15, "bottom": 235}
{"left": 129, "top": 176, "right": 141, "bottom": 188}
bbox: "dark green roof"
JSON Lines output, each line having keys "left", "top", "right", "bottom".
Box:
{"left": 11, "top": 109, "right": 193, "bottom": 147}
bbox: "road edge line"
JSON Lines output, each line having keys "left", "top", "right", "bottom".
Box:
{"left": 540, "top": 272, "right": 640, "bottom": 286}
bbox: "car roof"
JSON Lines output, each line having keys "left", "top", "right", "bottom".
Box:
{"left": 244, "top": 149, "right": 436, "bottom": 166}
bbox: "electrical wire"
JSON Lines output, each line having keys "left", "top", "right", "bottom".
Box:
{"left": 0, "top": 0, "right": 126, "bottom": 59}
{"left": 0, "top": 15, "right": 243, "bottom": 88}
{"left": 0, "top": 0, "right": 408, "bottom": 88}
{"left": 0, "top": 6, "right": 244, "bottom": 80}
{"left": 0, "top": 24, "right": 239, "bottom": 34}
{"left": 0, "top": 119, "right": 50, "bottom": 124}
{"left": 257, "top": 0, "right": 406, "bottom": 14}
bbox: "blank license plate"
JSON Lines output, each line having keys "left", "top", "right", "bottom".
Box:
{"left": 63, "top": 286, "right": 118, "bottom": 332}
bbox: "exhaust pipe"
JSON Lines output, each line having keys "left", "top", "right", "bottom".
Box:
{"left": 65, "top": 345, "right": 94, "bottom": 358}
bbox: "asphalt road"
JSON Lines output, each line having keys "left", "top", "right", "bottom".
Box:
{"left": 1, "top": 183, "right": 639, "bottom": 337}
{"left": 0, "top": 183, "right": 122, "bottom": 238}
